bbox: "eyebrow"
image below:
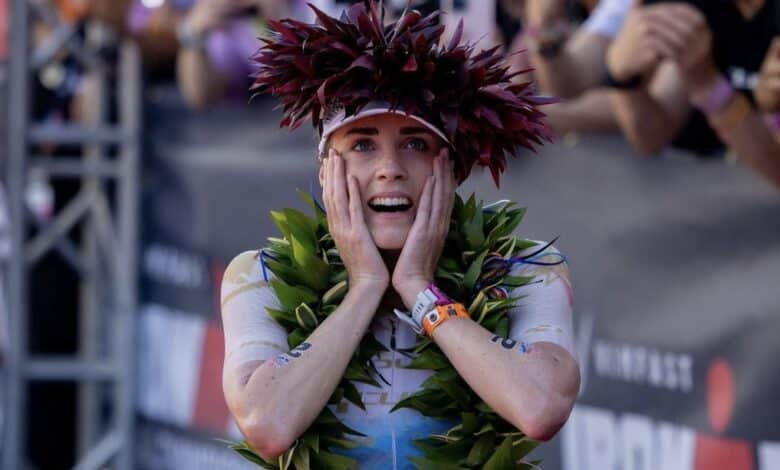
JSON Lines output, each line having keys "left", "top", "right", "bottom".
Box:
{"left": 345, "top": 127, "right": 379, "bottom": 136}
{"left": 344, "top": 126, "right": 435, "bottom": 137}
{"left": 400, "top": 126, "right": 434, "bottom": 136}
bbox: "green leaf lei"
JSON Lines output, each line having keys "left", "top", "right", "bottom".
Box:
{"left": 229, "top": 190, "right": 547, "bottom": 469}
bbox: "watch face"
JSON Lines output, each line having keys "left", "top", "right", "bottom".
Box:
{"left": 427, "top": 312, "right": 439, "bottom": 323}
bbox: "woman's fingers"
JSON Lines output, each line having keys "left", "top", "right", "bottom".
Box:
{"left": 410, "top": 174, "right": 434, "bottom": 240}
{"left": 323, "top": 152, "right": 335, "bottom": 227}
{"left": 331, "top": 151, "right": 350, "bottom": 229}
{"left": 762, "top": 60, "right": 780, "bottom": 77}
{"left": 429, "top": 152, "right": 445, "bottom": 229}
{"left": 440, "top": 155, "right": 455, "bottom": 239}
{"left": 647, "top": 34, "right": 677, "bottom": 64}
{"left": 767, "top": 77, "right": 780, "bottom": 90}
{"left": 322, "top": 153, "right": 330, "bottom": 208}
{"left": 324, "top": 151, "right": 349, "bottom": 234}
{"left": 347, "top": 175, "right": 366, "bottom": 234}
{"left": 647, "top": 22, "right": 686, "bottom": 58}
{"left": 431, "top": 150, "right": 456, "bottom": 233}
{"left": 443, "top": 153, "right": 456, "bottom": 225}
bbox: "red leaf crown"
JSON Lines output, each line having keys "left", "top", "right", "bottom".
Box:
{"left": 251, "top": 1, "right": 554, "bottom": 186}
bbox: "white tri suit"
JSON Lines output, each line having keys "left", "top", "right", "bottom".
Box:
{"left": 221, "top": 241, "right": 576, "bottom": 469}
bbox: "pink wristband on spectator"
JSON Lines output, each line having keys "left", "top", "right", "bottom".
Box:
{"left": 524, "top": 25, "right": 542, "bottom": 39}
{"left": 765, "top": 113, "right": 780, "bottom": 132}
{"left": 205, "top": 19, "right": 262, "bottom": 96}
{"left": 691, "top": 75, "right": 735, "bottom": 115}
{"left": 127, "top": 1, "right": 153, "bottom": 34}
{"left": 524, "top": 22, "right": 568, "bottom": 39}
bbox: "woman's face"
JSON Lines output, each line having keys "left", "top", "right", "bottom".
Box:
{"left": 320, "top": 113, "right": 447, "bottom": 251}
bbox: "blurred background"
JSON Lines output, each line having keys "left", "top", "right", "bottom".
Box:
{"left": 1, "top": 0, "right": 779, "bottom": 469}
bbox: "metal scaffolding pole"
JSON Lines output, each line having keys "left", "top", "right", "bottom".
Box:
{"left": 3, "top": 1, "right": 141, "bottom": 468}
{"left": 77, "top": 21, "right": 111, "bottom": 460}
{"left": 4, "top": 0, "right": 31, "bottom": 469}
{"left": 114, "top": 39, "right": 141, "bottom": 470}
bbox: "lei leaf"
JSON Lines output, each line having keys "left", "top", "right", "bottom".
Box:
{"left": 229, "top": 192, "right": 545, "bottom": 468}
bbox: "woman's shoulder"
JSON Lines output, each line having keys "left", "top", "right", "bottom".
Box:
{"left": 517, "top": 240, "right": 564, "bottom": 258}
{"left": 223, "top": 250, "right": 264, "bottom": 284}
{"left": 221, "top": 250, "right": 276, "bottom": 306}
{"left": 509, "top": 240, "right": 569, "bottom": 278}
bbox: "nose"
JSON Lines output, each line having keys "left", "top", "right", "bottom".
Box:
{"left": 375, "top": 150, "right": 407, "bottom": 182}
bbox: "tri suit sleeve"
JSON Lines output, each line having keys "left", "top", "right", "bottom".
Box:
{"left": 505, "top": 242, "right": 577, "bottom": 361}
{"left": 221, "top": 250, "right": 289, "bottom": 383}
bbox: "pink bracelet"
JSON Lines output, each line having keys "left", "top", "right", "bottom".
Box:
{"left": 764, "top": 113, "right": 780, "bottom": 132}
{"left": 523, "top": 21, "right": 569, "bottom": 40}
{"left": 426, "top": 283, "right": 452, "bottom": 306}
{"left": 691, "top": 75, "right": 735, "bottom": 115}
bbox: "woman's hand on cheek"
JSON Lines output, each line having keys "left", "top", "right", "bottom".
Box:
{"left": 392, "top": 149, "right": 456, "bottom": 310}
{"left": 323, "top": 151, "right": 390, "bottom": 289}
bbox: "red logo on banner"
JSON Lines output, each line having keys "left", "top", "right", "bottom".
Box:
{"left": 192, "top": 321, "right": 230, "bottom": 432}
{"left": 694, "top": 358, "right": 754, "bottom": 470}
{"left": 0, "top": 0, "right": 7, "bottom": 60}
{"left": 191, "top": 261, "right": 231, "bottom": 434}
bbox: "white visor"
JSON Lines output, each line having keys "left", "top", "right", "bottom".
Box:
{"left": 318, "top": 102, "right": 451, "bottom": 157}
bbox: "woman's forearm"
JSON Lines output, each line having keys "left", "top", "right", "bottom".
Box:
{"left": 610, "top": 88, "right": 681, "bottom": 155}
{"left": 531, "top": 34, "right": 610, "bottom": 99}
{"left": 226, "top": 281, "right": 385, "bottom": 460}
{"left": 176, "top": 47, "right": 227, "bottom": 110}
{"left": 431, "top": 317, "right": 579, "bottom": 441}
{"left": 545, "top": 89, "right": 620, "bottom": 134}
{"left": 532, "top": 50, "right": 586, "bottom": 98}
{"left": 708, "top": 101, "right": 780, "bottom": 188}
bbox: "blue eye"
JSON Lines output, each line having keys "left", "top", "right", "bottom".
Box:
{"left": 351, "top": 139, "right": 375, "bottom": 152}
{"left": 404, "top": 138, "right": 429, "bottom": 151}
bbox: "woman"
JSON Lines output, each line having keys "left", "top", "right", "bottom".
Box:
{"left": 221, "top": 2, "right": 580, "bottom": 468}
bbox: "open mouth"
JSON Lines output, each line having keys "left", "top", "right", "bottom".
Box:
{"left": 368, "top": 196, "right": 413, "bottom": 213}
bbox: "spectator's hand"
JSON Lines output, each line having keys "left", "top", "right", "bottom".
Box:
{"left": 606, "top": 2, "right": 665, "bottom": 82}
{"left": 321, "top": 151, "right": 390, "bottom": 289}
{"left": 253, "top": 0, "right": 289, "bottom": 20}
{"left": 756, "top": 37, "right": 780, "bottom": 113}
{"left": 525, "top": 0, "right": 568, "bottom": 28}
{"left": 185, "top": 0, "right": 257, "bottom": 35}
{"left": 644, "top": 3, "right": 719, "bottom": 97}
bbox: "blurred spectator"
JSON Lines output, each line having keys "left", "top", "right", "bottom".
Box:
{"left": 606, "top": 0, "right": 780, "bottom": 187}
{"left": 756, "top": 37, "right": 780, "bottom": 142}
{"left": 88, "top": 0, "right": 129, "bottom": 28}
{"left": 1, "top": 0, "right": 7, "bottom": 63}
{"left": 174, "top": 0, "right": 442, "bottom": 110}
{"left": 502, "top": 0, "right": 630, "bottom": 135}
{"left": 523, "top": 0, "right": 631, "bottom": 98}
{"left": 440, "top": 0, "right": 503, "bottom": 51}
{"left": 0, "top": 180, "right": 9, "bottom": 357}
{"left": 757, "top": 38, "right": 780, "bottom": 111}
{"left": 308, "top": 0, "right": 439, "bottom": 19}
{"left": 127, "top": 0, "right": 201, "bottom": 81}
{"left": 1, "top": 0, "right": 7, "bottom": 102}
{"left": 175, "top": 0, "right": 271, "bottom": 109}
{"left": 0, "top": 7, "right": 6, "bottom": 365}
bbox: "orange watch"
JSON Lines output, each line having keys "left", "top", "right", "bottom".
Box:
{"left": 422, "top": 303, "right": 470, "bottom": 337}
